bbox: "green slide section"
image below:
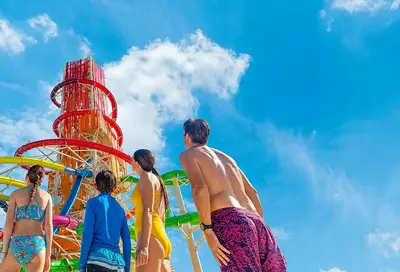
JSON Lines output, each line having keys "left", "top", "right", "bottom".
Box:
{"left": 120, "top": 170, "right": 188, "bottom": 187}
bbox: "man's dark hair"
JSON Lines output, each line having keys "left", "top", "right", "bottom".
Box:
{"left": 95, "top": 170, "right": 116, "bottom": 193}
{"left": 183, "top": 118, "right": 210, "bottom": 145}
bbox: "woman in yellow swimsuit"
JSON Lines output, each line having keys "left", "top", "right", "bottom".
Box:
{"left": 131, "top": 149, "right": 172, "bottom": 272}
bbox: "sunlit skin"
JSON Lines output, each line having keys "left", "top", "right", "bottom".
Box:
{"left": 131, "top": 160, "right": 171, "bottom": 272}
{"left": 211, "top": 148, "right": 264, "bottom": 219}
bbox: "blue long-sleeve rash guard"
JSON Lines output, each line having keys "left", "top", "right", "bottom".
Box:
{"left": 79, "top": 193, "right": 131, "bottom": 272}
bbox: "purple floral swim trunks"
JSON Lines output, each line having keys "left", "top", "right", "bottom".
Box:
{"left": 211, "top": 207, "right": 286, "bottom": 272}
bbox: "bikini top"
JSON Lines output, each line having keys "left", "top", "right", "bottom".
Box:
{"left": 15, "top": 187, "right": 45, "bottom": 223}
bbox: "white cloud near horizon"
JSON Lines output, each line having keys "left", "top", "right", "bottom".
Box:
{"left": 0, "top": 18, "right": 36, "bottom": 55}
{"left": 320, "top": 267, "right": 347, "bottom": 272}
{"left": 367, "top": 230, "right": 400, "bottom": 258}
{"left": 104, "top": 29, "right": 250, "bottom": 153}
{"left": 28, "top": 14, "right": 58, "bottom": 42}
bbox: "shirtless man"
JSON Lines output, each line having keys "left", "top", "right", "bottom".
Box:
{"left": 179, "top": 118, "right": 286, "bottom": 272}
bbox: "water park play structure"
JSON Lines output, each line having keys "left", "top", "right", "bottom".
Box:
{"left": 0, "top": 57, "right": 205, "bottom": 272}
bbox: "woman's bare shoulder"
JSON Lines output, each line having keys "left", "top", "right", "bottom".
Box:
{"left": 11, "top": 187, "right": 26, "bottom": 197}
{"left": 139, "top": 173, "right": 158, "bottom": 189}
{"left": 37, "top": 188, "right": 51, "bottom": 200}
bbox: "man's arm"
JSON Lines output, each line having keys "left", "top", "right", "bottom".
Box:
{"left": 239, "top": 168, "right": 264, "bottom": 218}
{"left": 79, "top": 200, "right": 95, "bottom": 271}
{"left": 179, "top": 151, "right": 212, "bottom": 226}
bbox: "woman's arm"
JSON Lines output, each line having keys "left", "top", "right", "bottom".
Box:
{"left": 138, "top": 176, "right": 155, "bottom": 250}
{"left": 2, "top": 192, "right": 16, "bottom": 254}
{"left": 44, "top": 195, "right": 53, "bottom": 256}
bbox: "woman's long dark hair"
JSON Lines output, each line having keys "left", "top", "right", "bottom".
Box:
{"left": 133, "top": 149, "right": 169, "bottom": 209}
{"left": 26, "top": 165, "right": 45, "bottom": 211}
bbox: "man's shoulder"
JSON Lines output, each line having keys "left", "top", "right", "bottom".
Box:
{"left": 179, "top": 148, "right": 195, "bottom": 160}
{"left": 180, "top": 147, "right": 207, "bottom": 161}
{"left": 211, "top": 147, "right": 236, "bottom": 165}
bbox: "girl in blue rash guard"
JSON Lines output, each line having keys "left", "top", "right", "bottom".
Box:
{"left": 79, "top": 170, "right": 131, "bottom": 272}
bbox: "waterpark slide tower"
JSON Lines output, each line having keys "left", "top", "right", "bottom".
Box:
{"left": 49, "top": 57, "right": 129, "bottom": 256}
{"left": 51, "top": 57, "right": 128, "bottom": 212}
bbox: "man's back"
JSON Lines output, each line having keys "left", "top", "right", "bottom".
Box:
{"left": 211, "top": 148, "right": 258, "bottom": 214}
{"left": 182, "top": 146, "right": 241, "bottom": 212}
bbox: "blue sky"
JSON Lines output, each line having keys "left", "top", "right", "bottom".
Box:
{"left": 1, "top": 0, "right": 400, "bottom": 271}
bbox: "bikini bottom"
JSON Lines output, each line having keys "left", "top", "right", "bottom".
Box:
{"left": 9, "top": 235, "right": 46, "bottom": 264}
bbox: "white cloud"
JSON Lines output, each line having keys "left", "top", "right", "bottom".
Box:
{"left": 271, "top": 227, "right": 291, "bottom": 241}
{"left": 28, "top": 14, "right": 58, "bottom": 42}
{"left": 367, "top": 230, "right": 400, "bottom": 258}
{"left": 104, "top": 29, "right": 250, "bottom": 153}
{"left": 0, "top": 18, "right": 36, "bottom": 55}
{"left": 0, "top": 79, "right": 57, "bottom": 154}
{"left": 320, "top": 0, "right": 400, "bottom": 33}
{"left": 392, "top": 0, "right": 400, "bottom": 9}
{"left": 80, "top": 37, "right": 92, "bottom": 57}
{"left": 379, "top": 269, "right": 398, "bottom": 272}
{"left": 259, "top": 123, "right": 365, "bottom": 213}
{"left": 66, "top": 29, "right": 94, "bottom": 58}
{"left": 0, "top": 30, "right": 250, "bottom": 156}
{"left": 331, "top": 0, "right": 397, "bottom": 14}
{"left": 0, "top": 111, "right": 54, "bottom": 150}
{"left": 320, "top": 268, "right": 346, "bottom": 272}
{"left": 0, "top": 81, "right": 26, "bottom": 93}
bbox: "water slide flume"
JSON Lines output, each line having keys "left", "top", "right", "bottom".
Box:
{"left": 0, "top": 215, "right": 80, "bottom": 239}
{"left": 53, "top": 170, "right": 90, "bottom": 234}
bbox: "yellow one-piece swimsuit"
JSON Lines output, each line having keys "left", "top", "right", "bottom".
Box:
{"left": 131, "top": 185, "right": 172, "bottom": 259}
